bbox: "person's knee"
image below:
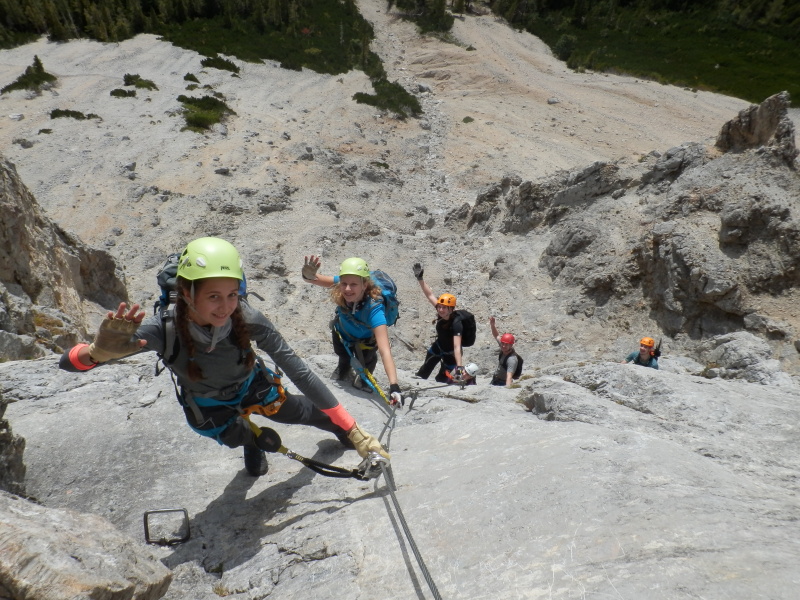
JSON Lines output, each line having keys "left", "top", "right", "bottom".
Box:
{"left": 218, "top": 419, "right": 252, "bottom": 448}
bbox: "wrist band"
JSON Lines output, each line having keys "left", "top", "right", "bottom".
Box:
{"left": 69, "top": 343, "right": 97, "bottom": 371}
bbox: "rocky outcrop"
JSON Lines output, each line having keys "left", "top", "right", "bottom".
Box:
{"left": 465, "top": 95, "right": 800, "bottom": 347}
{"left": 0, "top": 389, "right": 25, "bottom": 497}
{"left": 715, "top": 91, "right": 798, "bottom": 167}
{"left": 0, "top": 156, "right": 129, "bottom": 359}
{"left": 0, "top": 490, "right": 172, "bottom": 600}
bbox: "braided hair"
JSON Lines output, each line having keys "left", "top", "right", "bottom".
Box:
{"left": 175, "top": 277, "right": 255, "bottom": 381}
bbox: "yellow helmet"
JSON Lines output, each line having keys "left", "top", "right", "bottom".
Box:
{"left": 177, "top": 237, "right": 243, "bottom": 281}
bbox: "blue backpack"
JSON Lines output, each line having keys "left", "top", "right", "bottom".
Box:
{"left": 369, "top": 270, "right": 400, "bottom": 326}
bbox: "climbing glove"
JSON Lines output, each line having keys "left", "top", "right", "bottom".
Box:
{"left": 302, "top": 257, "right": 320, "bottom": 281}
{"left": 412, "top": 262, "right": 424, "bottom": 281}
{"left": 88, "top": 316, "right": 142, "bottom": 363}
{"left": 347, "top": 423, "right": 390, "bottom": 460}
{"left": 389, "top": 383, "right": 404, "bottom": 407}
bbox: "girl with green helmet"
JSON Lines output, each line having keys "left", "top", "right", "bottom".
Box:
{"left": 301, "top": 254, "right": 403, "bottom": 406}
{"left": 61, "top": 237, "right": 389, "bottom": 478}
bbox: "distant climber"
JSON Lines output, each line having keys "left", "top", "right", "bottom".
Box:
{"left": 489, "top": 316, "right": 524, "bottom": 386}
{"left": 60, "top": 237, "right": 389, "bottom": 479}
{"left": 622, "top": 337, "right": 660, "bottom": 369}
{"left": 411, "top": 262, "right": 474, "bottom": 383}
{"left": 301, "top": 254, "right": 403, "bottom": 406}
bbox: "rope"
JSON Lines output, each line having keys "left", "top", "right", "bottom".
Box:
{"left": 375, "top": 407, "right": 444, "bottom": 599}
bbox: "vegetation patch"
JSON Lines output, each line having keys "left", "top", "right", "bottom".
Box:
{"left": 489, "top": 0, "right": 799, "bottom": 103}
{"left": 38, "top": 128, "right": 52, "bottom": 134}
{"left": 123, "top": 73, "right": 158, "bottom": 91}
{"left": 388, "top": 0, "right": 455, "bottom": 33}
{"left": 50, "top": 108, "right": 100, "bottom": 120}
{"left": 201, "top": 55, "right": 239, "bottom": 73}
{"left": 177, "top": 94, "right": 236, "bottom": 132}
{"left": 110, "top": 88, "right": 136, "bottom": 97}
{"left": 0, "top": 55, "right": 56, "bottom": 95}
{"left": 353, "top": 79, "right": 421, "bottom": 119}
{"left": 462, "top": 116, "right": 474, "bottom": 123}
{"left": 0, "top": 0, "right": 423, "bottom": 117}
{"left": 184, "top": 72, "right": 199, "bottom": 83}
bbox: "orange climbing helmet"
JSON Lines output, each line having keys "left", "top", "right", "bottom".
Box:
{"left": 437, "top": 293, "right": 457, "bottom": 307}
{"left": 640, "top": 337, "right": 655, "bottom": 347}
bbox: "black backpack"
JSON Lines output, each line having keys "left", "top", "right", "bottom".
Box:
{"left": 500, "top": 351, "right": 524, "bottom": 379}
{"left": 453, "top": 310, "right": 476, "bottom": 347}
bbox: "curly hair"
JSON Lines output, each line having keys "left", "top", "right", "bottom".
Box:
{"left": 175, "top": 277, "right": 255, "bottom": 381}
{"left": 329, "top": 276, "right": 382, "bottom": 309}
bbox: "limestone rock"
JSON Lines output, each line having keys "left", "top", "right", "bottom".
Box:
{"left": 0, "top": 156, "right": 129, "bottom": 358}
{"left": 715, "top": 91, "right": 798, "bottom": 167}
{"left": 0, "top": 490, "right": 172, "bottom": 600}
{"left": 0, "top": 388, "right": 25, "bottom": 497}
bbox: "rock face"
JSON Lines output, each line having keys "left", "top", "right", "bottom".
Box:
{"left": 463, "top": 93, "right": 800, "bottom": 352}
{"left": 0, "top": 388, "right": 25, "bottom": 497}
{"left": 716, "top": 91, "right": 799, "bottom": 166}
{"left": 3, "top": 354, "right": 799, "bottom": 600}
{"left": 0, "top": 490, "right": 172, "bottom": 600}
{"left": 0, "top": 156, "right": 129, "bottom": 360}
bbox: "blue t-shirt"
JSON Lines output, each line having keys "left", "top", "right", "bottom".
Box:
{"left": 333, "top": 276, "right": 387, "bottom": 340}
{"left": 625, "top": 351, "right": 659, "bottom": 369}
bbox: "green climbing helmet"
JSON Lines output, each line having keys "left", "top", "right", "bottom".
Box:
{"left": 177, "top": 237, "right": 243, "bottom": 281}
{"left": 339, "top": 257, "right": 370, "bottom": 278}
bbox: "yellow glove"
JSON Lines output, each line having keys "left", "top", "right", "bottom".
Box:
{"left": 88, "top": 315, "right": 142, "bottom": 363}
{"left": 347, "top": 423, "right": 390, "bottom": 460}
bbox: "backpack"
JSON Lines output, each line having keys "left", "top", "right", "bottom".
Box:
{"left": 500, "top": 351, "right": 524, "bottom": 379}
{"left": 369, "top": 270, "right": 400, "bottom": 326}
{"left": 453, "top": 310, "right": 476, "bottom": 347}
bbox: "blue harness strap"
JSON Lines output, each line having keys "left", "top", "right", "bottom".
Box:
{"left": 184, "top": 364, "right": 284, "bottom": 444}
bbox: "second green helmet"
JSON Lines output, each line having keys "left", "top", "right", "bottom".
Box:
{"left": 177, "top": 237, "right": 244, "bottom": 281}
{"left": 339, "top": 257, "right": 370, "bottom": 277}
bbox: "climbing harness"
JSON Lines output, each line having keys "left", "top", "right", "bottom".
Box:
{"left": 333, "top": 324, "right": 393, "bottom": 407}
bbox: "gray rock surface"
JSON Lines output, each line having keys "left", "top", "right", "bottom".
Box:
{"left": 3, "top": 354, "right": 799, "bottom": 599}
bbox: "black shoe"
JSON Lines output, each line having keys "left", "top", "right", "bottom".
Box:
{"left": 434, "top": 374, "right": 449, "bottom": 383}
{"left": 352, "top": 375, "right": 373, "bottom": 393}
{"left": 243, "top": 445, "right": 268, "bottom": 477}
{"left": 331, "top": 364, "right": 353, "bottom": 381}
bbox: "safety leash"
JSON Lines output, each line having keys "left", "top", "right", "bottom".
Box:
{"left": 244, "top": 416, "right": 386, "bottom": 481}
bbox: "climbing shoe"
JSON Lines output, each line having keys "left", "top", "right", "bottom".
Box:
{"left": 352, "top": 375, "right": 373, "bottom": 394}
{"left": 243, "top": 445, "right": 269, "bottom": 477}
{"left": 330, "top": 364, "right": 353, "bottom": 381}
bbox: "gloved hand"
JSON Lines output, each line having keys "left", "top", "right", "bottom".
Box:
{"left": 302, "top": 255, "right": 321, "bottom": 281}
{"left": 88, "top": 313, "right": 143, "bottom": 363}
{"left": 389, "top": 383, "right": 403, "bottom": 407}
{"left": 452, "top": 366, "right": 466, "bottom": 381}
{"left": 412, "top": 262, "right": 424, "bottom": 281}
{"left": 254, "top": 426, "right": 282, "bottom": 452}
{"left": 347, "top": 423, "right": 390, "bottom": 460}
